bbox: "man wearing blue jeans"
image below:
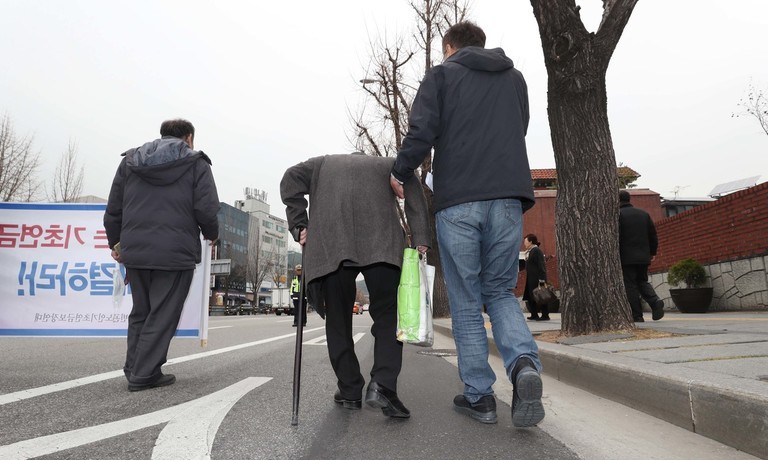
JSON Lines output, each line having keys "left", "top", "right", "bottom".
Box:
{"left": 391, "top": 21, "right": 544, "bottom": 427}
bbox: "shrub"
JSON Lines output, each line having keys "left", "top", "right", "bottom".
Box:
{"left": 667, "top": 258, "right": 707, "bottom": 288}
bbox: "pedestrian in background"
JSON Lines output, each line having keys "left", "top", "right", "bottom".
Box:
{"left": 281, "top": 153, "right": 430, "bottom": 418}
{"left": 522, "top": 234, "right": 549, "bottom": 321}
{"left": 291, "top": 264, "right": 307, "bottom": 327}
{"left": 390, "top": 21, "right": 544, "bottom": 427}
{"left": 104, "top": 119, "right": 220, "bottom": 391}
{"left": 619, "top": 190, "right": 665, "bottom": 322}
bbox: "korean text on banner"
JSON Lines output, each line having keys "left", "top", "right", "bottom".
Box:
{"left": 0, "top": 203, "right": 210, "bottom": 338}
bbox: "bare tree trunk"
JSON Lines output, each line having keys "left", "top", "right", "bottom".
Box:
{"left": 531, "top": 0, "right": 637, "bottom": 335}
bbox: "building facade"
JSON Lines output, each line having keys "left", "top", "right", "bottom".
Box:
{"left": 234, "top": 188, "right": 292, "bottom": 309}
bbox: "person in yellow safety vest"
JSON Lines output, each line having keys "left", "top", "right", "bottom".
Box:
{"left": 291, "top": 264, "right": 306, "bottom": 327}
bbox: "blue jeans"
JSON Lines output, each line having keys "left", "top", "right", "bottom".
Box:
{"left": 437, "top": 199, "right": 541, "bottom": 403}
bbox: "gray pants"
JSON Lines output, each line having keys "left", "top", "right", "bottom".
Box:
{"left": 124, "top": 268, "right": 194, "bottom": 384}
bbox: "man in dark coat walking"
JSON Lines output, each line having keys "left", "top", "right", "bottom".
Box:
{"left": 619, "top": 190, "right": 664, "bottom": 322}
{"left": 104, "top": 119, "right": 220, "bottom": 391}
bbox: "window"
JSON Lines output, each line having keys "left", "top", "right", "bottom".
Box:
{"left": 276, "top": 225, "right": 286, "bottom": 233}
{"left": 277, "top": 240, "right": 286, "bottom": 248}
{"left": 263, "top": 221, "right": 273, "bottom": 229}
{"left": 262, "top": 236, "right": 272, "bottom": 244}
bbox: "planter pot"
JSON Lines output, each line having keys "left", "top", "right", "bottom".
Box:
{"left": 669, "top": 287, "right": 713, "bottom": 313}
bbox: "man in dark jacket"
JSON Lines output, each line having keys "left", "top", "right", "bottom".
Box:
{"left": 619, "top": 190, "right": 665, "bottom": 322}
{"left": 281, "top": 153, "right": 430, "bottom": 419}
{"left": 104, "top": 119, "right": 220, "bottom": 391}
{"left": 390, "top": 22, "right": 543, "bottom": 428}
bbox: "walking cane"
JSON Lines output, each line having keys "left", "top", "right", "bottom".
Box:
{"left": 291, "top": 232, "right": 306, "bottom": 426}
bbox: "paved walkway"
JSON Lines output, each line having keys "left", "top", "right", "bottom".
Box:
{"left": 433, "top": 311, "right": 768, "bottom": 459}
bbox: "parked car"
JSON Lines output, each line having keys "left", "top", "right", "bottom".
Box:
{"left": 225, "top": 302, "right": 253, "bottom": 316}
{"left": 224, "top": 304, "right": 240, "bottom": 316}
{"left": 239, "top": 302, "right": 254, "bottom": 315}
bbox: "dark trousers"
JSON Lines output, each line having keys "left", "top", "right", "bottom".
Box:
{"left": 622, "top": 264, "right": 660, "bottom": 320}
{"left": 526, "top": 299, "right": 549, "bottom": 318}
{"left": 292, "top": 297, "right": 307, "bottom": 325}
{"left": 124, "top": 268, "right": 194, "bottom": 384}
{"left": 322, "top": 262, "right": 402, "bottom": 399}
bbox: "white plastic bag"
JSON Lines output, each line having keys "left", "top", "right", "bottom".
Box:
{"left": 417, "top": 258, "right": 435, "bottom": 346}
{"left": 112, "top": 265, "right": 126, "bottom": 310}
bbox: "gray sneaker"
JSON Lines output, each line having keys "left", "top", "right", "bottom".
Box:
{"left": 511, "top": 360, "right": 545, "bottom": 427}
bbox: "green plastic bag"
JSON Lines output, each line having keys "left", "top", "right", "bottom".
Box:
{"left": 396, "top": 248, "right": 434, "bottom": 346}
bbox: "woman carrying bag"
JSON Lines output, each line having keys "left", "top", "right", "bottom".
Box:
{"left": 522, "top": 234, "right": 549, "bottom": 321}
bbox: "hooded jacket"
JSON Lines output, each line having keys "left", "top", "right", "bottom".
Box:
{"left": 104, "top": 136, "right": 220, "bottom": 270}
{"left": 392, "top": 46, "right": 534, "bottom": 213}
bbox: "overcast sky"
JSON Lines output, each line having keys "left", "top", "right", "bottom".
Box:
{"left": 1, "top": 1, "right": 766, "bottom": 214}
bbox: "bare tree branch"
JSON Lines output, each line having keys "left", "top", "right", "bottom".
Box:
{"left": 735, "top": 81, "right": 768, "bottom": 136}
{"left": 0, "top": 114, "right": 41, "bottom": 202}
{"left": 49, "top": 139, "right": 85, "bottom": 202}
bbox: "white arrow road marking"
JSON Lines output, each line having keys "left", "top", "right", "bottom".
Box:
{"left": 0, "top": 377, "right": 270, "bottom": 460}
{"left": 0, "top": 328, "right": 324, "bottom": 406}
{"left": 304, "top": 332, "right": 365, "bottom": 346}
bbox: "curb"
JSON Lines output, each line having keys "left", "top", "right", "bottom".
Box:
{"left": 433, "top": 323, "right": 768, "bottom": 459}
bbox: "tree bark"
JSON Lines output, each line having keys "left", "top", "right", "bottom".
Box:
{"left": 531, "top": 0, "right": 637, "bottom": 335}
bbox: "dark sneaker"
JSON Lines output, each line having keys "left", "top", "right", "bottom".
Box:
{"left": 128, "top": 373, "right": 176, "bottom": 392}
{"left": 453, "top": 394, "right": 497, "bottom": 424}
{"left": 652, "top": 300, "right": 665, "bottom": 321}
{"left": 536, "top": 316, "right": 551, "bottom": 321}
{"left": 334, "top": 391, "right": 362, "bottom": 410}
{"left": 511, "top": 359, "right": 545, "bottom": 427}
{"left": 633, "top": 317, "right": 645, "bottom": 323}
{"left": 365, "top": 382, "right": 410, "bottom": 418}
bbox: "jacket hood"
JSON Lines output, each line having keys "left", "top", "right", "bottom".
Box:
{"left": 445, "top": 46, "right": 515, "bottom": 72}
{"left": 123, "top": 137, "right": 202, "bottom": 186}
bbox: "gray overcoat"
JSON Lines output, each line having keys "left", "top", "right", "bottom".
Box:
{"left": 280, "top": 154, "right": 431, "bottom": 284}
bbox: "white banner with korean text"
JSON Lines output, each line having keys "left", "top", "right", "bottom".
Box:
{"left": 0, "top": 203, "right": 210, "bottom": 338}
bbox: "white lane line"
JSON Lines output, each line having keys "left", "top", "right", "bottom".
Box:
{"left": 0, "top": 328, "right": 324, "bottom": 406}
{"left": 152, "top": 378, "right": 269, "bottom": 460}
{"left": 208, "top": 326, "right": 232, "bottom": 330}
{"left": 0, "top": 377, "right": 270, "bottom": 460}
{"left": 304, "top": 332, "right": 365, "bottom": 346}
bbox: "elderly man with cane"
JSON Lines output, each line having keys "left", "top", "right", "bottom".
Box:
{"left": 281, "top": 153, "right": 430, "bottom": 420}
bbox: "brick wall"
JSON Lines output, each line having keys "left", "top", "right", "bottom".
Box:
{"left": 650, "top": 182, "right": 768, "bottom": 272}
{"left": 515, "top": 188, "right": 662, "bottom": 295}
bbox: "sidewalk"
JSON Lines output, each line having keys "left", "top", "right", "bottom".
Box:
{"left": 433, "top": 311, "right": 768, "bottom": 459}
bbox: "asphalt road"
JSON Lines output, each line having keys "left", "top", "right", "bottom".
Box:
{"left": 1, "top": 314, "right": 756, "bottom": 459}
{"left": 0, "top": 314, "right": 578, "bottom": 460}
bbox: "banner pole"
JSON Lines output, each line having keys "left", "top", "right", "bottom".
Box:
{"left": 200, "top": 240, "right": 212, "bottom": 347}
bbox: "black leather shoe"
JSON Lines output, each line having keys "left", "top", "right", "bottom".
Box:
{"left": 365, "top": 382, "right": 410, "bottom": 418}
{"left": 452, "top": 394, "right": 497, "bottom": 424}
{"left": 334, "top": 391, "right": 362, "bottom": 410}
{"left": 511, "top": 358, "right": 545, "bottom": 427}
{"left": 652, "top": 300, "right": 665, "bottom": 321}
{"left": 128, "top": 373, "right": 176, "bottom": 392}
{"left": 634, "top": 317, "right": 645, "bottom": 323}
{"left": 536, "top": 316, "right": 551, "bottom": 321}
{"left": 527, "top": 315, "right": 539, "bottom": 321}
